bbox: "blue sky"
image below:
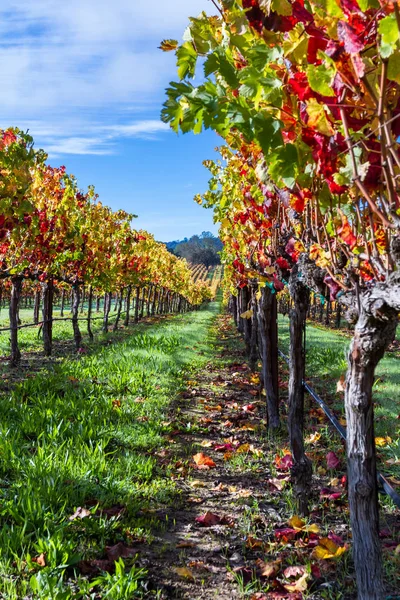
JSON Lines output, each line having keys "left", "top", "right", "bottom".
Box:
{"left": 0, "top": 0, "right": 219, "bottom": 241}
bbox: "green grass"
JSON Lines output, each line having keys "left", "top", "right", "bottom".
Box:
{"left": 278, "top": 314, "right": 400, "bottom": 481}
{"left": 0, "top": 302, "right": 219, "bottom": 599}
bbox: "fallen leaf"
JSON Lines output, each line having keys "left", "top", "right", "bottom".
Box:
{"left": 313, "top": 537, "right": 347, "bottom": 559}
{"left": 176, "top": 541, "right": 196, "bottom": 548}
{"left": 106, "top": 543, "right": 139, "bottom": 562}
{"left": 283, "top": 571, "right": 309, "bottom": 592}
{"left": 195, "top": 512, "right": 222, "bottom": 527}
{"left": 32, "top": 553, "right": 46, "bottom": 567}
{"left": 288, "top": 515, "right": 320, "bottom": 534}
{"left": 326, "top": 451, "right": 340, "bottom": 470}
{"left": 256, "top": 558, "right": 280, "bottom": 578}
{"left": 237, "top": 443, "right": 250, "bottom": 454}
{"left": 305, "top": 432, "right": 321, "bottom": 444}
{"left": 283, "top": 565, "right": 306, "bottom": 578}
{"left": 267, "top": 477, "right": 289, "bottom": 492}
{"left": 275, "top": 452, "right": 294, "bottom": 471}
{"left": 200, "top": 440, "right": 213, "bottom": 447}
{"left": 69, "top": 507, "right": 91, "bottom": 521}
{"left": 189, "top": 479, "right": 206, "bottom": 488}
{"left": 173, "top": 566, "right": 195, "bottom": 581}
{"left": 375, "top": 436, "right": 392, "bottom": 447}
{"left": 192, "top": 453, "right": 216, "bottom": 468}
{"left": 336, "top": 375, "right": 345, "bottom": 393}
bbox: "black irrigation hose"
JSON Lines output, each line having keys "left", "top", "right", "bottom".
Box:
{"left": 278, "top": 348, "right": 400, "bottom": 509}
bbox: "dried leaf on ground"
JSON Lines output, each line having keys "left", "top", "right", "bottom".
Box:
{"left": 192, "top": 452, "right": 216, "bottom": 468}
{"left": 313, "top": 537, "right": 347, "bottom": 559}
{"left": 69, "top": 507, "right": 91, "bottom": 521}
{"left": 173, "top": 566, "right": 195, "bottom": 581}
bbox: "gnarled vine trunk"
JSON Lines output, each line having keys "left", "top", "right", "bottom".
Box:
{"left": 103, "top": 292, "right": 112, "bottom": 333}
{"left": 256, "top": 286, "right": 280, "bottom": 429}
{"left": 72, "top": 284, "right": 82, "bottom": 350}
{"left": 113, "top": 288, "right": 124, "bottom": 332}
{"left": 344, "top": 290, "right": 398, "bottom": 599}
{"left": 60, "top": 288, "right": 66, "bottom": 317}
{"left": 87, "top": 285, "right": 94, "bottom": 341}
{"left": 10, "top": 277, "right": 22, "bottom": 367}
{"left": 41, "top": 278, "right": 54, "bottom": 356}
{"left": 124, "top": 285, "right": 132, "bottom": 327}
{"left": 134, "top": 287, "right": 140, "bottom": 323}
{"left": 33, "top": 289, "right": 41, "bottom": 324}
{"left": 288, "top": 266, "right": 312, "bottom": 516}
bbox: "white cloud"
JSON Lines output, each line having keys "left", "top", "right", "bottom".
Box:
{"left": 0, "top": 0, "right": 211, "bottom": 154}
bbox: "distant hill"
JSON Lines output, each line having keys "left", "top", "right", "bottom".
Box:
{"left": 166, "top": 232, "right": 222, "bottom": 267}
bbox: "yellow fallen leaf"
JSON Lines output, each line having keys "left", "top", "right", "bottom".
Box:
{"left": 288, "top": 515, "right": 320, "bottom": 534}
{"left": 306, "top": 432, "right": 321, "bottom": 444}
{"left": 237, "top": 444, "right": 250, "bottom": 454}
{"left": 375, "top": 436, "right": 392, "bottom": 447}
{"left": 240, "top": 309, "right": 253, "bottom": 319}
{"left": 173, "top": 567, "right": 195, "bottom": 581}
{"left": 250, "top": 374, "right": 260, "bottom": 385}
{"left": 313, "top": 538, "right": 347, "bottom": 559}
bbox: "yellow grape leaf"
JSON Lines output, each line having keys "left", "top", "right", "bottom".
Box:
{"left": 237, "top": 443, "right": 250, "bottom": 454}
{"left": 375, "top": 436, "right": 392, "bottom": 447}
{"left": 306, "top": 99, "right": 334, "bottom": 137}
{"left": 289, "top": 515, "right": 320, "bottom": 534}
{"left": 240, "top": 309, "right": 253, "bottom": 319}
{"left": 313, "top": 538, "right": 347, "bottom": 559}
{"left": 306, "top": 432, "right": 321, "bottom": 444}
{"left": 173, "top": 567, "right": 195, "bottom": 581}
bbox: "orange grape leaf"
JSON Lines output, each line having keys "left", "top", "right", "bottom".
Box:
{"left": 192, "top": 453, "right": 216, "bottom": 468}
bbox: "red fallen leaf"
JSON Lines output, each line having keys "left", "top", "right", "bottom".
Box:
{"left": 275, "top": 453, "right": 293, "bottom": 471}
{"left": 274, "top": 527, "right": 298, "bottom": 541}
{"left": 79, "top": 559, "right": 114, "bottom": 575}
{"left": 326, "top": 452, "right": 340, "bottom": 470}
{"left": 232, "top": 566, "right": 254, "bottom": 584}
{"left": 320, "top": 488, "right": 342, "bottom": 500}
{"left": 243, "top": 403, "right": 256, "bottom": 412}
{"left": 105, "top": 543, "right": 139, "bottom": 562}
{"left": 214, "top": 443, "right": 235, "bottom": 452}
{"left": 311, "top": 563, "right": 322, "bottom": 579}
{"left": 192, "top": 453, "right": 216, "bottom": 468}
{"left": 195, "top": 512, "right": 224, "bottom": 527}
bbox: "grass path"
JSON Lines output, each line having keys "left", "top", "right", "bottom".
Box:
{"left": 0, "top": 303, "right": 219, "bottom": 599}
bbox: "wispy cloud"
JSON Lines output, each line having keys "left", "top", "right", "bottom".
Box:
{"left": 0, "top": 0, "right": 210, "bottom": 155}
{"left": 30, "top": 119, "right": 170, "bottom": 157}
